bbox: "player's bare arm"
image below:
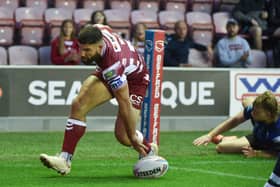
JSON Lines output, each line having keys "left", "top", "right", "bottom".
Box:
{"left": 113, "top": 83, "right": 147, "bottom": 156}
{"left": 193, "top": 111, "right": 246, "bottom": 146}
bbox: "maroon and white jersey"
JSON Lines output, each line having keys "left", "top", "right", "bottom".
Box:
{"left": 93, "top": 24, "right": 149, "bottom": 91}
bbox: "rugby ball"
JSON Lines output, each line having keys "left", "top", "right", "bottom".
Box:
{"left": 133, "top": 155, "right": 169, "bottom": 178}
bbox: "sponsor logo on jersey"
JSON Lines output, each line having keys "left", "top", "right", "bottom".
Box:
{"left": 104, "top": 69, "right": 117, "bottom": 80}
{"left": 109, "top": 76, "right": 125, "bottom": 90}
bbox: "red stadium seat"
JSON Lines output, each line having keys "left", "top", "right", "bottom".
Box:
{"left": 138, "top": 0, "right": 159, "bottom": 12}
{"left": 191, "top": 0, "right": 214, "bottom": 14}
{"left": 158, "top": 10, "right": 184, "bottom": 31}
{"left": 165, "top": 0, "right": 188, "bottom": 13}
{"left": 0, "top": 7, "right": 14, "bottom": 46}
{"left": 188, "top": 48, "right": 212, "bottom": 67}
{"left": 131, "top": 10, "right": 159, "bottom": 29}
{"left": 82, "top": 0, "right": 105, "bottom": 11}
{"left": 0, "top": 26, "right": 14, "bottom": 46}
{"left": 0, "top": 46, "right": 8, "bottom": 65}
{"left": 0, "top": 27, "right": 14, "bottom": 46}
{"left": 186, "top": 11, "right": 212, "bottom": 27}
{"left": 45, "top": 8, "right": 73, "bottom": 27}
{"left": 186, "top": 11, "right": 213, "bottom": 45}
{"left": 15, "top": 7, "right": 45, "bottom": 27}
{"left": 73, "top": 8, "right": 93, "bottom": 28}
{"left": 45, "top": 8, "right": 73, "bottom": 40}
{"left": 0, "top": 7, "right": 15, "bottom": 26}
{"left": 0, "top": 0, "right": 19, "bottom": 11}
{"left": 15, "top": 7, "right": 45, "bottom": 46}
{"left": 54, "top": 0, "right": 77, "bottom": 11}
{"left": 25, "top": 0, "right": 48, "bottom": 11}
{"left": 8, "top": 45, "right": 38, "bottom": 65}
{"left": 104, "top": 9, "right": 131, "bottom": 39}
{"left": 20, "top": 27, "right": 44, "bottom": 46}
{"left": 110, "top": 0, "right": 132, "bottom": 11}
{"left": 247, "top": 49, "right": 267, "bottom": 68}
{"left": 212, "top": 12, "right": 230, "bottom": 35}
{"left": 39, "top": 46, "right": 52, "bottom": 65}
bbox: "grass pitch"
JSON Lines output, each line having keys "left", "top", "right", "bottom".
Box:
{"left": 0, "top": 131, "right": 275, "bottom": 187}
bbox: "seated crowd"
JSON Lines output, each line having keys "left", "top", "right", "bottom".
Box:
{"left": 0, "top": 0, "right": 279, "bottom": 67}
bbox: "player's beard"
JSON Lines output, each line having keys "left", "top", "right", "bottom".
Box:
{"left": 81, "top": 53, "right": 102, "bottom": 65}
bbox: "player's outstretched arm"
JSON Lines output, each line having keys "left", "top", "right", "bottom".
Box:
{"left": 114, "top": 83, "right": 148, "bottom": 156}
{"left": 193, "top": 134, "right": 212, "bottom": 146}
{"left": 193, "top": 111, "right": 246, "bottom": 146}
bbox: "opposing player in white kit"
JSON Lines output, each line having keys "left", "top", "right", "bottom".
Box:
{"left": 40, "top": 24, "right": 158, "bottom": 175}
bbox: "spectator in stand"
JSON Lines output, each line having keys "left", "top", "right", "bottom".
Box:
{"left": 266, "top": 0, "right": 280, "bottom": 38}
{"left": 266, "top": 0, "right": 280, "bottom": 67}
{"left": 164, "top": 21, "right": 212, "bottom": 67}
{"left": 214, "top": 18, "right": 252, "bottom": 67}
{"left": 51, "top": 19, "right": 80, "bottom": 65}
{"left": 90, "top": 10, "right": 108, "bottom": 25}
{"left": 232, "top": 0, "right": 268, "bottom": 50}
{"left": 131, "top": 23, "right": 147, "bottom": 57}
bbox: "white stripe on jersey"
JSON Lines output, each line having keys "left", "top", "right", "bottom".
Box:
{"left": 273, "top": 136, "right": 280, "bottom": 143}
{"left": 270, "top": 172, "right": 280, "bottom": 185}
{"left": 124, "top": 58, "right": 139, "bottom": 75}
{"left": 264, "top": 183, "right": 276, "bottom": 187}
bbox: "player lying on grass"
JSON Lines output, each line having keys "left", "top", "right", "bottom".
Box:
{"left": 193, "top": 91, "right": 280, "bottom": 158}
{"left": 40, "top": 24, "right": 158, "bottom": 175}
{"left": 264, "top": 154, "right": 280, "bottom": 187}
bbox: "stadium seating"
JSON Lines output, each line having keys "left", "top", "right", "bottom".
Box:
{"left": 212, "top": 12, "right": 230, "bottom": 36}
{"left": 0, "top": 46, "right": 8, "bottom": 65}
{"left": 0, "top": 6, "right": 15, "bottom": 46}
{"left": 164, "top": 0, "right": 188, "bottom": 12}
{"left": 247, "top": 49, "right": 267, "bottom": 68}
{"left": 188, "top": 48, "right": 212, "bottom": 67}
{"left": 8, "top": 45, "right": 38, "bottom": 65}
{"left": 0, "top": 0, "right": 19, "bottom": 11}
{"left": 131, "top": 10, "right": 159, "bottom": 29}
{"left": 0, "top": 7, "right": 15, "bottom": 26}
{"left": 82, "top": 0, "right": 105, "bottom": 11}
{"left": 137, "top": 0, "right": 159, "bottom": 12}
{"left": 186, "top": 11, "right": 213, "bottom": 46}
{"left": 73, "top": 8, "right": 93, "bottom": 28}
{"left": 45, "top": 8, "right": 73, "bottom": 40}
{"left": 110, "top": 0, "right": 132, "bottom": 11}
{"left": 191, "top": 0, "right": 214, "bottom": 14}
{"left": 54, "top": 0, "right": 77, "bottom": 11}
{"left": 15, "top": 7, "right": 45, "bottom": 46}
{"left": 104, "top": 9, "right": 131, "bottom": 39}
{"left": 0, "top": 27, "right": 14, "bottom": 46}
{"left": 158, "top": 10, "right": 184, "bottom": 33}
{"left": 39, "top": 46, "right": 52, "bottom": 65}
{"left": 25, "top": 0, "right": 48, "bottom": 11}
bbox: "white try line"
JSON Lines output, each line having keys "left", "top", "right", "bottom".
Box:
{"left": 171, "top": 166, "right": 267, "bottom": 181}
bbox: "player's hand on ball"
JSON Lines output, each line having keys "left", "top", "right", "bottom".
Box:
{"left": 193, "top": 134, "right": 211, "bottom": 146}
{"left": 130, "top": 136, "right": 148, "bottom": 156}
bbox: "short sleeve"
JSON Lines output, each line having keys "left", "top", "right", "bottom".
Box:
{"left": 243, "top": 105, "right": 253, "bottom": 120}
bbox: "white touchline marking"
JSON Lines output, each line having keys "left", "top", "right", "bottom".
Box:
{"left": 171, "top": 166, "right": 267, "bottom": 181}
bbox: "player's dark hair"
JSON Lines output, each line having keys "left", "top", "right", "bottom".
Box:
{"left": 78, "top": 26, "right": 103, "bottom": 44}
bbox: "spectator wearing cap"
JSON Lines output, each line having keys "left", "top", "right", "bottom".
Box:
{"left": 214, "top": 19, "right": 252, "bottom": 67}
{"left": 232, "top": 0, "right": 268, "bottom": 50}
